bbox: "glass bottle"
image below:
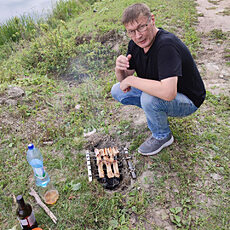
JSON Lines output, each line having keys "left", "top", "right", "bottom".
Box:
{"left": 16, "top": 195, "right": 38, "bottom": 229}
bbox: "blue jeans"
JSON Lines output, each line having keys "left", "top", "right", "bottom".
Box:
{"left": 111, "top": 82, "right": 198, "bottom": 139}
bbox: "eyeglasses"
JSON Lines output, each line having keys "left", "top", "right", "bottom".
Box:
{"left": 126, "top": 17, "right": 151, "bottom": 37}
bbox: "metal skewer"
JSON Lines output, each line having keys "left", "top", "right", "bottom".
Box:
{"left": 86, "top": 150, "right": 92, "bottom": 182}
{"left": 124, "top": 148, "right": 136, "bottom": 179}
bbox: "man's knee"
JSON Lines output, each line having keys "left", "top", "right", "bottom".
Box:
{"left": 141, "top": 92, "right": 161, "bottom": 111}
{"left": 111, "top": 82, "right": 121, "bottom": 101}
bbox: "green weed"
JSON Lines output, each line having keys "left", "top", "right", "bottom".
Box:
{"left": 208, "top": 0, "right": 222, "bottom": 5}
{"left": 217, "top": 7, "right": 230, "bottom": 16}
{"left": 209, "top": 29, "right": 227, "bottom": 40}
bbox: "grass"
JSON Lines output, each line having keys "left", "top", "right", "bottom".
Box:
{"left": 0, "top": 0, "right": 230, "bottom": 229}
{"left": 209, "top": 29, "right": 227, "bottom": 40}
{"left": 0, "top": 0, "right": 96, "bottom": 61}
{"left": 217, "top": 7, "right": 230, "bottom": 16}
{"left": 207, "top": 0, "right": 222, "bottom": 5}
{"left": 208, "top": 29, "right": 230, "bottom": 66}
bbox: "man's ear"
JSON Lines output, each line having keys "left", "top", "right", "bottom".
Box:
{"left": 151, "top": 14, "right": 155, "bottom": 25}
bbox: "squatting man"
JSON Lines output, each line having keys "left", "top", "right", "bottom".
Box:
{"left": 111, "top": 3, "right": 206, "bottom": 155}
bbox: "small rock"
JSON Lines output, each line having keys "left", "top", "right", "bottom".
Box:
{"left": 7, "top": 86, "right": 24, "bottom": 99}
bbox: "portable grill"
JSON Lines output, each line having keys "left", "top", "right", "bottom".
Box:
{"left": 86, "top": 147, "right": 136, "bottom": 190}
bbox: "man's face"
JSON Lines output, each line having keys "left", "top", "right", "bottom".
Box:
{"left": 125, "top": 15, "right": 155, "bottom": 52}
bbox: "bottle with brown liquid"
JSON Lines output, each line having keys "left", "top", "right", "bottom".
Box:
{"left": 16, "top": 195, "right": 38, "bottom": 230}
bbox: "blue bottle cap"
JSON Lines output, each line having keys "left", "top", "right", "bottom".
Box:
{"left": 28, "top": 144, "right": 34, "bottom": 150}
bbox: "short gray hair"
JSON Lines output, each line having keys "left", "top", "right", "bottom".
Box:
{"left": 122, "top": 3, "right": 151, "bottom": 25}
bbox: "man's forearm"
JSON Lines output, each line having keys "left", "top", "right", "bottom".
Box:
{"left": 115, "top": 67, "right": 135, "bottom": 82}
{"left": 115, "top": 67, "right": 127, "bottom": 82}
{"left": 121, "top": 75, "right": 178, "bottom": 101}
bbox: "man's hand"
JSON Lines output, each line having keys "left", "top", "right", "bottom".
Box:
{"left": 120, "top": 76, "right": 132, "bottom": 93}
{"left": 115, "top": 54, "right": 135, "bottom": 82}
{"left": 115, "top": 54, "right": 132, "bottom": 71}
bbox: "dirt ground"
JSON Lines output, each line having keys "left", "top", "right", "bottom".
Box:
{"left": 196, "top": 0, "right": 230, "bottom": 95}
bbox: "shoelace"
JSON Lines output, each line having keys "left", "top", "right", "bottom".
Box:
{"left": 146, "top": 136, "right": 156, "bottom": 144}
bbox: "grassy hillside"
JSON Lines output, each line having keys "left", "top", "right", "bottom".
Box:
{"left": 0, "top": 0, "right": 229, "bottom": 229}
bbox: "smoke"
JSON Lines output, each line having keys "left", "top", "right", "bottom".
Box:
{"left": 60, "top": 43, "right": 117, "bottom": 82}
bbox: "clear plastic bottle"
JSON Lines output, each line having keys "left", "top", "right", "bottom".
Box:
{"left": 27, "top": 144, "right": 59, "bottom": 204}
{"left": 27, "top": 144, "right": 50, "bottom": 187}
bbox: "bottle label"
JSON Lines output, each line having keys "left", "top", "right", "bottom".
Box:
{"left": 18, "top": 211, "right": 36, "bottom": 227}
{"left": 27, "top": 211, "right": 36, "bottom": 226}
{"left": 33, "top": 167, "right": 46, "bottom": 179}
{"left": 18, "top": 217, "right": 27, "bottom": 228}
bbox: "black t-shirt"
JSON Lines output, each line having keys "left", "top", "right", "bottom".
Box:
{"left": 127, "top": 28, "right": 206, "bottom": 108}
